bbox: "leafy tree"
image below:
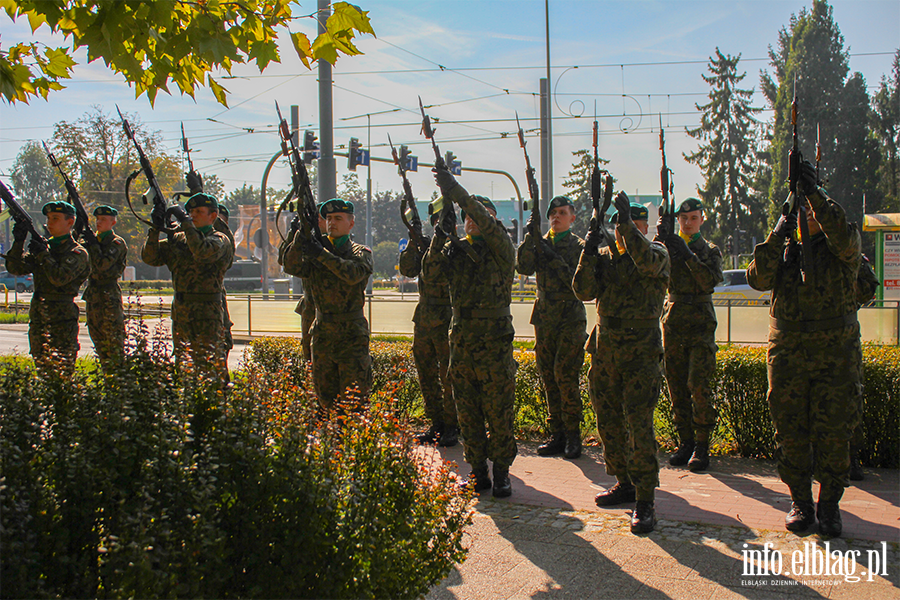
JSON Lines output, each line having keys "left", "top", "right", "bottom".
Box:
{"left": 371, "top": 240, "right": 398, "bottom": 279}
{"left": 871, "top": 50, "right": 900, "bottom": 212}
{"left": 9, "top": 140, "right": 63, "bottom": 213}
{"left": 1, "top": 1, "right": 375, "bottom": 105}
{"left": 760, "top": 0, "right": 880, "bottom": 229}
{"left": 684, "top": 48, "right": 763, "bottom": 247}
{"left": 199, "top": 173, "right": 225, "bottom": 201}
{"left": 561, "top": 148, "right": 611, "bottom": 237}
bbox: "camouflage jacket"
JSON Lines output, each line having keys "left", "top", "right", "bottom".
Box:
{"left": 282, "top": 235, "right": 373, "bottom": 316}
{"left": 7, "top": 233, "right": 90, "bottom": 299}
{"left": 517, "top": 229, "right": 586, "bottom": 327}
{"left": 399, "top": 238, "right": 451, "bottom": 327}
{"left": 747, "top": 191, "right": 860, "bottom": 323}
{"left": 422, "top": 184, "right": 515, "bottom": 338}
{"left": 141, "top": 224, "right": 233, "bottom": 294}
{"left": 84, "top": 231, "right": 127, "bottom": 302}
{"left": 662, "top": 234, "right": 723, "bottom": 331}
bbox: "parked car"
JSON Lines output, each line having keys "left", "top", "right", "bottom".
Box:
{"left": 713, "top": 269, "right": 771, "bottom": 305}
{"left": 0, "top": 270, "right": 34, "bottom": 293}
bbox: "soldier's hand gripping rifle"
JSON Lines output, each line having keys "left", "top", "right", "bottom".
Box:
{"left": 388, "top": 134, "right": 428, "bottom": 254}
{"left": 590, "top": 112, "right": 616, "bottom": 256}
{"left": 42, "top": 141, "right": 96, "bottom": 246}
{"left": 782, "top": 77, "right": 812, "bottom": 283}
{"left": 0, "top": 180, "right": 48, "bottom": 254}
{"left": 516, "top": 112, "right": 541, "bottom": 257}
{"left": 275, "top": 101, "right": 329, "bottom": 251}
{"left": 419, "top": 96, "right": 480, "bottom": 263}
{"left": 117, "top": 106, "right": 176, "bottom": 234}
{"left": 659, "top": 115, "right": 675, "bottom": 239}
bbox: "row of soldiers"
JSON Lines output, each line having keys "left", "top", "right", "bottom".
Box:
{"left": 279, "top": 156, "right": 869, "bottom": 539}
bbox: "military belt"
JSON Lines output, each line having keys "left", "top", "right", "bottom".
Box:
{"left": 174, "top": 291, "right": 223, "bottom": 302}
{"left": 89, "top": 278, "right": 120, "bottom": 289}
{"left": 770, "top": 313, "right": 857, "bottom": 333}
{"left": 599, "top": 316, "right": 660, "bottom": 330}
{"left": 36, "top": 292, "right": 77, "bottom": 302}
{"left": 419, "top": 296, "right": 451, "bottom": 307}
{"left": 667, "top": 293, "right": 712, "bottom": 304}
{"left": 537, "top": 290, "right": 578, "bottom": 302}
{"left": 453, "top": 306, "right": 511, "bottom": 320}
{"left": 316, "top": 308, "right": 365, "bottom": 323}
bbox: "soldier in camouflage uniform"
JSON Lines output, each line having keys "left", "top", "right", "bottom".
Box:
{"left": 424, "top": 169, "right": 517, "bottom": 498}
{"left": 215, "top": 203, "right": 235, "bottom": 368}
{"left": 655, "top": 197, "right": 723, "bottom": 472}
{"left": 573, "top": 194, "right": 669, "bottom": 534}
{"left": 7, "top": 200, "right": 90, "bottom": 376}
{"left": 83, "top": 205, "right": 128, "bottom": 368}
{"left": 516, "top": 195, "right": 587, "bottom": 459}
{"left": 747, "top": 161, "right": 861, "bottom": 538}
{"left": 142, "top": 193, "right": 233, "bottom": 384}
{"left": 400, "top": 212, "right": 457, "bottom": 447}
{"left": 282, "top": 199, "right": 373, "bottom": 409}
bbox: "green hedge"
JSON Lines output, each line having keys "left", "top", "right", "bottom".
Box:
{"left": 248, "top": 337, "right": 900, "bottom": 469}
{"left": 1, "top": 338, "right": 471, "bottom": 599}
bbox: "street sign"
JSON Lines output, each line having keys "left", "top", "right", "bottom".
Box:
{"left": 399, "top": 238, "right": 408, "bottom": 253}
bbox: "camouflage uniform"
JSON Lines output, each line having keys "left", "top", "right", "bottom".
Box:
{"left": 84, "top": 230, "right": 128, "bottom": 367}
{"left": 662, "top": 233, "right": 723, "bottom": 446}
{"left": 283, "top": 225, "right": 373, "bottom": 409}
{"left": 6, "top": 233, "right": 90, "bottom": 375}
{"left": 747, "top": 190, "right": 861, "bottom": 508}
{"left": 142, "top": 222, "right": 233, "bottom": 383}
{"left": 516, "top": 229, "right": 587, "bottom": 437}
{"left": 214, "top": 214, "right": 235, "bottom": 365}
{"left": 399, "top": 238, "right": 455, "bottom": 432}
{"left": 573, "top": 218, "right": 670, "bottom": 501}
{"left": 422, "top": 185, "right": 517, "bottom": 472}
{"left": 297, "top": 284, "right": 316, "bottom": 362}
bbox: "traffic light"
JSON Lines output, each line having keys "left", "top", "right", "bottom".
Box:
{"left": 302, "top": 130, "right": 319, "bottom": 164}
{"left": 445, "top": 150, "right": 462, "bottom": 176}
{"left": 399, "top": 145, "right": 418, "bottom": 172}
{"left": 348, "top": 137, "right": 361, "bottom": 171}
{"left": 725, "top": 235, "right": 734, "bottom": 255}
{"left": 507, "top": 218, "right": 519, "bottom": 243}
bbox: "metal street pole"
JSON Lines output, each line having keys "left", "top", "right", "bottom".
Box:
{"left": 317, "top": 0, "right": 336, "bottom": 202}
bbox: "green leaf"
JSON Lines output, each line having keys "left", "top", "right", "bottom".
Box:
{"left": 311, "top": 32, "right": 339, "bottom": 65}
{"left": 208, "top": 75, "right": 229, "bottom": 107}
{"left": 42, "top": 47, "right": 76, "bottom": 79}
{"left": 290, "top": 32, "right": 312, "bottom": 69}
{"left": 330, "top": 2, "right": 376, "bottom": 37}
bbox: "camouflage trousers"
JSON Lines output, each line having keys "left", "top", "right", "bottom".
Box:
{"left": 221, "top": 292, "right": 234, "bottom": 364}
{"left": 296, "top": 294, "right": 316, "bottom": 362}
{"left": 663, "top": 324, "right": 717, "bottom": 444}
{"left": 29, "top": 298, "right": 80, "bottom": 376}
{"left": 767, "top": 324, "right": 862, "bottom": 503}
{"left": 534, "top": 321, "right": 586, "bottom": 434}
{"left": 86, "top": 294, "right": 125, "bottom": 368}
{"left": 172, "top": 300, "right": 228, "bottom": 385}
{"left": 588, "top": 327, "right": 663, "bottom": 500}
{"left": 413, "top": 321, "right": 456, "bottom": 427}
{"left": 311, "top": 319, "right": 372, "bottom": 410}
{"left": 450, "top": 326, "right": 518, "bottom": 470}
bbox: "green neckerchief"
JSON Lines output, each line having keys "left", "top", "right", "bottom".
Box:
{"left": 197, "top": 224, "right": 214, "bottom": 235}
{"left": 678, "top": 231, "right": 701, "bottom": 244}
{"left": 466, "top": 234, "right": 484, "bottom": 244}
{"left": 98, "top": 230, "right": 113, "bottom": 242}
{"left": 328, "top": 234, "right": 350, "bottom": 249}
{"left": 548, "top": 229, "right": 571, "bottom": 244}
{"left": 48, "top": 234, "right": 70, "bottom": 249}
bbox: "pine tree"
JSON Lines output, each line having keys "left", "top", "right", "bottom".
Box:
{"left": 684, "top": 48, "right": 762, "bottom": 247}
{"left": 871, "top": 50, "right": 900, "bottom": 212}
{"left": 561, "top": 149, "right": 610, "bottom": 238}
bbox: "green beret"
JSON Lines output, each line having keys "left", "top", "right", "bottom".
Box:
{"left": 42, "top": 200, "right": 76, "bottom": 216}
{"left": 460, "top": 195, "right": 497, "bottom": 221}
{"left": 217, "top": 203, "right": 229, "bottom": 218}
{"left": 93, "top": 205, "right": 118, "bottom": 217}
{"left": 546, "top": 195, "right": 575, "bottom": 218}
{"left": 319, "top": 198, "right": 354, "bottom": 216}
{"left": 184, "top": 193, "right": 219, "bottom": 211}
{"left": 676, "top": 197, "right": 703, "bottom": 215}
{"left": 611, "top": 203, "right": 649, "bottom": 223}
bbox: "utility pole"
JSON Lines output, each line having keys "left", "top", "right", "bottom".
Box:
{"left": 317, "top": 0, "right": 336, "bottom": 202}
{"left": 540, "top": 78, "right": 551, "bottom": 204}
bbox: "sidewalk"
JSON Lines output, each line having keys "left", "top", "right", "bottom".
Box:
{"left": 423, "top": 443, "right": 900, "bottom": 600}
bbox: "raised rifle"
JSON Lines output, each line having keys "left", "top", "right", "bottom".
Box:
{"left": 782, "top": 76, "right": 812, "bottom": 283}
{"left": 275, "top": 101, "right": 328, "bottom": 250}
{"left": 590, "top": 109, "right": 616, "bottom": 256}
{"left": 516, "top": 112, "right": 541, "bottom": 256}
{"left": 179, "top": 123, "right": 204, "bottom": 197}
{"left": 117, "top": 106, "right": 176, "bottom": 234}
{"left": 659, "top": 114, "right": 675, "bottom": 238}
{"left": 0, "top": 180, "right": 47, "bottom": 249}
{"left": 388, "top": 134, "right": 428, "bottom": 254}
{"left": 42, "top": 141, "right": 95, "bottom": 245}
{"left": 418, "top": 96, "right": 479, "bottom": 263}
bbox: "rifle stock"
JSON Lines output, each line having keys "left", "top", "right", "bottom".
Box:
{"left": 42, "top": 141, "right": 93, "bottom": 243}
{"left": 0, "top": 181, "right": 46, "bottom": 245}
{"left": 659, "top": 116, "right": 675, "bottom": 237}
{"left": 516, "top": 112, "right": 541, "bottom": 252}
{"left": 117, "top": 106, "right": 175, "bottom": 233}
{"left": 388, "top": 134, "right": 428, "bottom": 254}
{"left": 591, "top": 113, "right": 616, "bottom": 255}
{"left": 783, "top": 77, "right": 811, "bottom": 283}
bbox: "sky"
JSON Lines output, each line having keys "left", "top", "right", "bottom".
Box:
{"left": 1, "top": 0, "right": 898, "bottom": 211}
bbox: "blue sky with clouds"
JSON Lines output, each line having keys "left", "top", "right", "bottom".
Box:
{"left": 1, "top": 0, "right": 897, "bottom": 207}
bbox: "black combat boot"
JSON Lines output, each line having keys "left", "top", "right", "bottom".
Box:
{"left": 816, "top": 502, "right": 842, "bottom": 538}
{"left": 784, "top": 501, "right": 816, "bottom": 532}
{"left": 492, "top": 464, "right": 512, "bottom": 498}
{"left": 631, "top": 500, "right": 656, "bottom": 534}
{"left": 439, "top": 425, "right": 459, "bottom": 447}
{"left": 668, "top": 439, "right": 695, "bottom": 466}
{"left": 537, "top": 431, "right": 566, "bottom": 456}
{"left": 849, "top": 449, "right": 864, "bottom": 481}
{"left": 564, "top": 430, "right": 582, "bottom": 459}
{"left": 688, "top": 443, "right": 710, "bottom": 472}
{"left": 415, "top": 421, "right": 443, "bottom": 444}
{"left": 594, "top": 481, "right": 636, "bottom": 507}
{"left": 459, "top": 465, "right": 491, "bottom": 493}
